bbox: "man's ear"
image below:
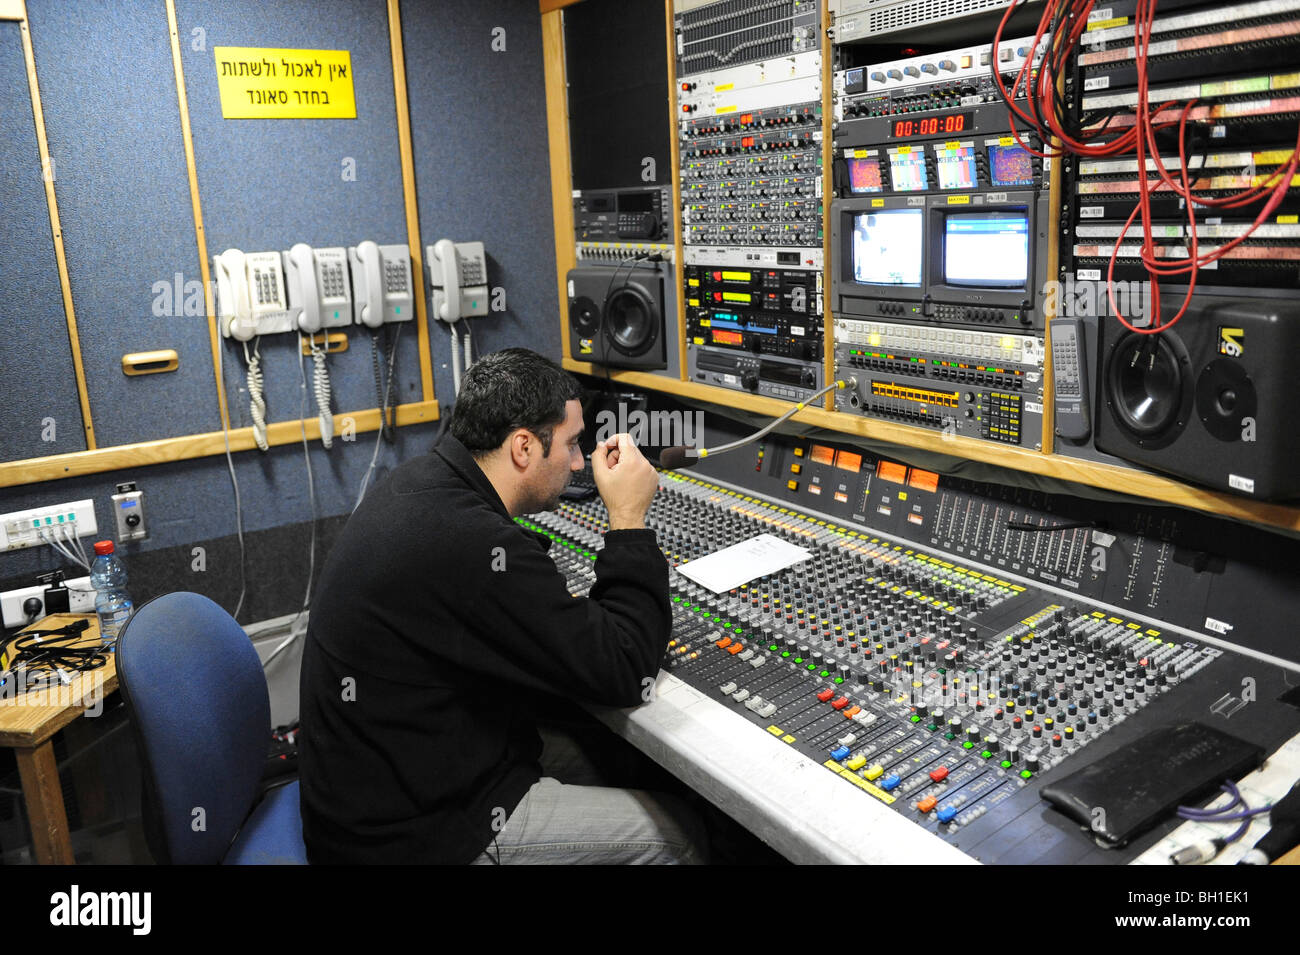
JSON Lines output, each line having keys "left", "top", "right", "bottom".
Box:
{"left": 508, "top": 429, "right": 533, "bottom": 470}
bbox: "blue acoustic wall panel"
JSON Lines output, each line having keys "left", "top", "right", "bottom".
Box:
{"left": 24, "top": 0, "right": 221, "bottom": 448}
{"left": 0, "top": 22, "right": 89, "bottom": 463}
{"left": 174, "top": 0, "right": 420, "bottom": 427}
{"left": 401, "top": 0, "right": 560, "bottom": 406}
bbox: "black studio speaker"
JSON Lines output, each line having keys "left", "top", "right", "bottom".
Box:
{"left": 1094, "top": 291, "right": 1300, "bottom": 500}
{"left": 567, "top": 264, "right": 667, "bottom": 370}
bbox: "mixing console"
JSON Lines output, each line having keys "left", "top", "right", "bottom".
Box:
{"left": 519, "top": 439, "right": 1300, "bottom": 862}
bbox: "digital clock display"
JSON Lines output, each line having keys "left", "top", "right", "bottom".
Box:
{"left": 889, "top": 112, "right": 974, "bottom": 139}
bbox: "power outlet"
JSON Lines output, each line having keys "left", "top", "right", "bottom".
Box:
{"left": 1, "top": 576, "right": 94, "bottom": 629}
{"left": 0, "top": 500, "right": 98, "bottom": 553}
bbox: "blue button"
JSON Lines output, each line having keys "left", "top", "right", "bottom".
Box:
{"left": 936, "top": 805, "right": 959, "bottom": 822}
{"left": 881, "top": 773, "right": 901, "bottom": 791}
{"left": 830, "top": 745, "right": 851, "bottom": 761}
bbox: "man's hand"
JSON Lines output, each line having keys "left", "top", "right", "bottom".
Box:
{"left": 591, "top": 432, "right": 659, "bottom": 530}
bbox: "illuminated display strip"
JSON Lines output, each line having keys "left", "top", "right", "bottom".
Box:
{"left": 1082, "top": 72, "right": 1300, "bottom": 111}
{"left": 1080, "top": 0, "right": 1300, "bottom": 46}
{"left": 1074, "top": 243, "right": 1300, "bottom": 260}
{"left": 1089, "top": 96, "right": 1300, "bottom": 130}
{"left": 1078, "top": 149, "right": 1299, "bottom": 175}
{"left": 848, "top": 349, "right": 1025, "bottom": 375}
{"left": 870, "top": 381, "right": 959, "bottom": 407}
{"left": 1076, "top": 222, "right": 1300, "bottom": 239}
{"left": 1077, "top": 174, "right": 1300, "bottom": 193}
{"left": 1080, "top": 18, "right": 1300, "bottom": 66}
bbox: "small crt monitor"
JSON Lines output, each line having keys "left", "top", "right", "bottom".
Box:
{"left": 943, "top": 211, "right": 1028, "bottom": 289}
{"left": 852, "top": 209, "right": 923, "bottom": 286}
{"left": 987, "top": 142, "right": 1036, "bottom": 187}
{"left": 847, "top": 156, "right": 884, "bottom": 194}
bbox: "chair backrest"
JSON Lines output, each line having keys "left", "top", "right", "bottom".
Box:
{"left": 116, "top": 592, "right": 270, "bottom": 864}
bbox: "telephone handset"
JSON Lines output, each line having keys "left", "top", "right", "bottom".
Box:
{"left": 348, "top": 241, "right": 413, "bottom": 327}
{"left": 214, "top": 248, "right": 295, "bottom": 340}
{"left": 428, "top": 239, "right": 489, "bottom": 323}
{"left": 285, "top": 244, "right": 352, "bottom": 334}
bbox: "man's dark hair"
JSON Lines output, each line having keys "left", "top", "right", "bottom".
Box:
{"left": 448, "top": 348, "right": 582, "bottom": 457}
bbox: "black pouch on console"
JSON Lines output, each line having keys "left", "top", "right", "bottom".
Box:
{"left": 1040, "top": 721, "right": 1263, "bottom": 847}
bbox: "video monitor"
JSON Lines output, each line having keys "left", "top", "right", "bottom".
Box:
{"left": 943, "top": 211, "right": 1029, "bottom": 288}
{"left": 851, "top": 209, "right": 923, "bottom": 286}
{"left": 887, "top": 149, "right": 928, "bottom": 192}
{"left": 988, "top": 143, "right": 1035, "bottom": 187}
{"left": 847, "top": 157, "right": 884, "bottom": 194}
{"left": 935, "top": 143, "right": 978, "bottom": 190}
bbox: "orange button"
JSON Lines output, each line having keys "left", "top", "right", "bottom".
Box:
{"left": 843, "top": 705, "right": 861, "bottom": 718}
{"left": 917, "top": 795, "right": 938, "bottom": 813}
{"left": 727, "top": 643, "right": 745, "bottom": 655}
{"left": 715, "top": 636, "right": 732, "bottom": 648}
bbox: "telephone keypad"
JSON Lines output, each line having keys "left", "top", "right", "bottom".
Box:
{"left": 384, "top": 259, "right": 409, "bottom": 294}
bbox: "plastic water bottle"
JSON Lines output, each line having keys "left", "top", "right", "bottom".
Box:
{"left": 90, "top": 540, "right": 133, "bottom": 648}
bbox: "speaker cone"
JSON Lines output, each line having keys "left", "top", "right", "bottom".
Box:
{"left": 569, "top": 296, "right": 600, "bottom": 336}
{"left": 1104, "top": 332, "right": 1190, "bottom": 448}
{"left": 1196, "top": 358, "right": 1257, "bottom": 442}
{"left": 605, "top": 285, "right": 658, "bottom": 356}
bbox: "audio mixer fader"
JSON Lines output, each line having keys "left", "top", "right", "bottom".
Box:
{"left": 521, "top": 441, "right": 1300, "bottom": 863}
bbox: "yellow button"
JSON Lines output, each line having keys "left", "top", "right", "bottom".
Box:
{"left": 846, "top": 754, "right": 868, "bottom": 771}
{"left": 864, "top": 764, "right": 885, "bottom": 781}
{"left": 790, "top": 463, "right": 802, "bottom": 474}
{"left": 793, "top": 447, "right": 805, "bottom": 457}
{"left": 787, "top": 480, "right": 799, "bottom": 491}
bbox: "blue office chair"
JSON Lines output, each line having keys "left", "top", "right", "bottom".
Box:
{"left": 116, "top": 592, "right": 307, "bottom": 864}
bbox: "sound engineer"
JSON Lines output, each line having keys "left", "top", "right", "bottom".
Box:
{"left": 298, "top": 347, "right": 705, "bottom": 864}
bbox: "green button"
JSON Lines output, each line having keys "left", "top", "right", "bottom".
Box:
{"left": 833, "top": 677, "right": 843, "bottom": 684}
{"left": 909, "top": 714, "right": 921, "bottom": 723}
{"left": 944, "top": 733, "right": 956, "bottom": 740}
{"left": 1000, "top": 760, "right": 1012, "bottom": 769}
{"left": 1020, "top": 770, "right": 1033, "bottom": 779}
{"left": 981, "top": 750, "right": 993, "bottom": 759}
{"left": 962, "top": 741, "right": 974, "bottom": 749}
{"left": 807, "top": 664, "right": 817, "bottom": 671}
{"left": 926, "top": 724, "right": 939, "bottom": 732}
{"left": 793, "top": 657, "right": 802, "bottom": 664}
{"left": 769, "top": 645, "right": 779, "bottom": 652}
{"left": 820, "top": 670, "right": 830, "bottom": 678}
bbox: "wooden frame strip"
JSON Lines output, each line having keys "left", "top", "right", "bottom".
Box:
{"left": 0, "top": 399, "right": 440, "bottom": 488}
{"left": 386, "top": 0, "right": 435, "bottom": 401}
{"left": 19, "top": 3, "right": 95, "bottom": 448}
{"left": 543, "top": 8, "right": 578, "bottom": 361}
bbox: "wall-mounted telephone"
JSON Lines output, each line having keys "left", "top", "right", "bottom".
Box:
{"left": 214, "top": 249, "right": 296, "bottom": 341}
{"left": 348, "top": 242, "right": 413, "bottom": 328}
{"left": 428, "top": 239, "right": 489, "bottom": 323}
{"left": 284, "top": 244, "right": 351, "bottom": 450}
{"left": 284, "top": 244, "right": 353, "bottom": 334}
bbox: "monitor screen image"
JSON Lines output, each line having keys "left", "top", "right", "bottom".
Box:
{"left": 847, "top": 157, "right": 884, "bottom": 194}
{"left": 988, "top": 143, "right": 1035, "bottom": 186}
{"left": 887, "top": 150, "right": 928, "bottom": 192}
{"left": 943, "top": 212, "right": 1029, "bottom": 288}
{"left": 851, "top": 209, "right": 923, "bottom": 286}
{"left": 935, "top": 144, "right": 978, "bottom": 190}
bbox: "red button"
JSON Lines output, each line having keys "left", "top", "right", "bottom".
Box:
{"left": 929, "top": 765, "right": 949, "bottom": 782}
{"left": 831, "top": 696, "right": 850, "bottom": 710}
{"left": 816, "top": 687, "right": 835, "bottom": 702}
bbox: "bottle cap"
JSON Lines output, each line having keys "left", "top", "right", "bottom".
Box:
{"left": 93, "top": 540, "right": 115, "bottom": 556}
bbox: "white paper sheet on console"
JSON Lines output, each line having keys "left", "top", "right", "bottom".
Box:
{"left": 676, "top": 533, "right": 812, "bottom": 593}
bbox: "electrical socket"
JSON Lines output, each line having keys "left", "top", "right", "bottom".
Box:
{"left": 1, "top": 576, "right": 95, "bottom": 629}
{"left": 0, "top": 500, "right": 98, "bottom": 553}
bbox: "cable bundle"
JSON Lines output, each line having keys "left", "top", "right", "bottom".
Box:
{"left": 994, "top": 0, "right": 1300, "bottom": 333}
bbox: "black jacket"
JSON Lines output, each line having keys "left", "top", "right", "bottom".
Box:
{"left": 298, "top": 434, "right": 670, "bottom": 863}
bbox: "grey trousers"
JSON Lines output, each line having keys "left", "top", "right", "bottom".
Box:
{"left": 470, "top": 724, "right": 708, "bottom": 865}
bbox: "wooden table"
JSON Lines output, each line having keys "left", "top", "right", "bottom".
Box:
{"left": 0, "top": 614, "right": 115, "bottom": 864}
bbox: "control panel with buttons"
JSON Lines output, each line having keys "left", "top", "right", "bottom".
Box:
{"left": 834, "top": 319, "right": 1045, "bottom": 449}
{"left": 524, "top": 437, "right": 1300, "bottom": 862}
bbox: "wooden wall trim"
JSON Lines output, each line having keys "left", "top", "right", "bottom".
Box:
{"left": 542, "top": 9, "right": 578, "bottom": 362}
{"left": 387, "top": 0, "right": 435, "bottom": 403}
{"left": 20, "top": 10, "right": 95, "bottom": 448}
{"left": 0, "top": 400, "right": 440, "bottom": 489}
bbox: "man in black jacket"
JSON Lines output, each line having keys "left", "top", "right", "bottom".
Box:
{"left": 299, "top": 348, "right": 703, "bottom": 863}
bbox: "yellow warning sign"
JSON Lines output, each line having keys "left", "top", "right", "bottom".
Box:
{"left": 215, "top": 47, "right": 356, "bottom": 119}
